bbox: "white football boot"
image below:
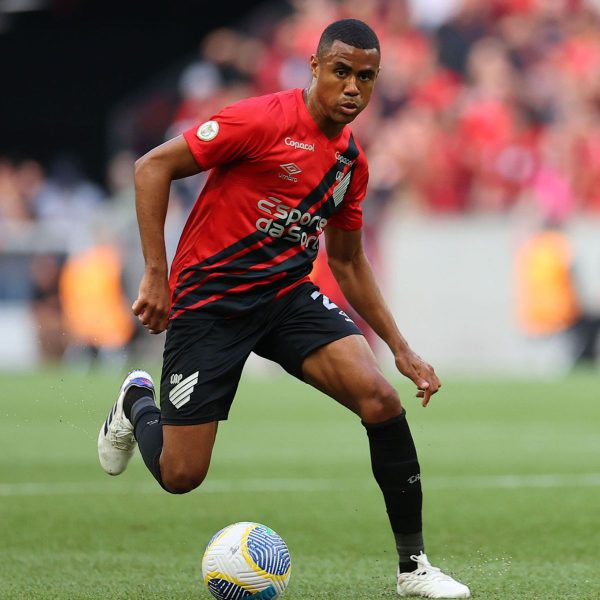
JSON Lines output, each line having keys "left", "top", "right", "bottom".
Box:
{"left": 97, "top": 370, "right": 155, "bottom": 475}
{"left": 397, "top": 553, "right": 470, "bottom": 598}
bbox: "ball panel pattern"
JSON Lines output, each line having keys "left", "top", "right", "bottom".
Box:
{"left": 203, "top": 522, "right": 291, "bottom": 600}
{"left": 206, "top": 525, "right": 229, "bottom": 549}
{"left": 246, "top": 526, "right": 291, "bottom": 577}
{"left": 207, "top": 578, "right": 254, "bottom": 600}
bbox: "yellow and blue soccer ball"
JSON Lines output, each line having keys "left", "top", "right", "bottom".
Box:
{"left": 202, "top": 522, "right": 291, "bottom": 599}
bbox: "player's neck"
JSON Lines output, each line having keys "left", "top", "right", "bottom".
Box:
{"left": 303, "top": 88, "right": 345, "bottom": 140}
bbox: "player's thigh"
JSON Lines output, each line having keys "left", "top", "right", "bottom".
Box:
{"left": 158, "top": 315, "right": 262, "bottom": 489}
{"left": 254, "top": 283, "right": 401, "bottom": 420}
{"left": 302, "top": 334, "right": 402, "bottom": 420}
{"left": 160, "top": 422, "right": 218, "bottom": 484}
{"left": 160, "top": 315, "right": 258, "bottom": 426}
{"left": 253, "top": 283, "right": 362, "bottom": 381}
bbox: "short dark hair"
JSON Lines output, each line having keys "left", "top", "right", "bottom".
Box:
{"left": 317, "top": 19, "right": 380, "bottom": 57}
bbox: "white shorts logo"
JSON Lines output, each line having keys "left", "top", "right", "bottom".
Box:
{"left": 196, "top": 120, "right": 219, "bottom": 141}
{"left": 310, "top": 290, "right": 354, "bottom": 323}
{"left": 169, "top": 371, "right": 199, "bottom": 409}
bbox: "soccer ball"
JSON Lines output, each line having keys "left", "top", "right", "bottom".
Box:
{"left": 202, "top": 522, "right": 292, "bottom": 599}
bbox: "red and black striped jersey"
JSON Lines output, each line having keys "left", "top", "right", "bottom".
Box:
{"left": 170, "top": 88, "right": 369, "bottom": 319}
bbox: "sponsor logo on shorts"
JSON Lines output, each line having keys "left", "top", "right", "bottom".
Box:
{"left": 169, "top": 371, "right": 199, "bottom": 409}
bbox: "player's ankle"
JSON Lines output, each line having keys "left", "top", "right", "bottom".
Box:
{"left": 399, "top": 561, "right": 416, "bottom": 573}
{"left": 123, "top": 386, "right": 153, "bottom": 421}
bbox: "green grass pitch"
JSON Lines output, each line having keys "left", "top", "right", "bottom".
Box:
{"left": 1, "top": 367, "right": 598, "bottom": 599}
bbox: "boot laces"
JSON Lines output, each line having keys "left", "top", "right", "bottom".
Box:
{"left": 109, "top": 421, "right": 134, "bottom": 450}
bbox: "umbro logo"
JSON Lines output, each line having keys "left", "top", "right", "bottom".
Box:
{"left": 280, "top": 163, "right": 302, "bottom": 175}
{"left": 169, "top": 371, "right": 199, "bottom": 409}
{"left": 279, "top": 163, "right": 301, "bottom": 183}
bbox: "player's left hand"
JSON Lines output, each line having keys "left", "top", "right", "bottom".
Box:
{"left": 394, "top": 350, "right": 441, "bottom": 407}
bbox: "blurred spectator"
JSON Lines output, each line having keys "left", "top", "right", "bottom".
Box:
{"left": 435, "top": 0, "right": 490, "bottom": 75}
{"left": 515, "top": 221, "right": 600, "bottom": 366}
{"left": 59, "top": 240, "right": 135, "bottom": 367}
{"left": 30, "top": 253, "right": 66, "bottom": 362}
{"left": 32, "top": 155, "right": 105, "bottom": 247}
{"left": 408, "top": 0, "right": 461, "bottom": 30}
{"left": 0, "top": 158, "right": 44, "bottom": 228}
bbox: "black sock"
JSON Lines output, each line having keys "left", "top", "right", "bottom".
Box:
{"left": 363, "top": 411, "right": 424, "bottom": 572}
{"left": 123, "top": 386, "right": 152, "bottom": 421}
{"left": 397, "top": 532, "right": 424, "bottom": 573}
{"left": 130, "top": 397, "right": 168, "bottom": 491}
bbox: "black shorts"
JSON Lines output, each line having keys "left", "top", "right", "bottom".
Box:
{"left": 160, "top": 282, "right": 362, "bottom": 425}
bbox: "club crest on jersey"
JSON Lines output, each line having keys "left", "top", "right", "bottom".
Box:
{"left": 196, "top": 120, "right": 219, "bottom": 141}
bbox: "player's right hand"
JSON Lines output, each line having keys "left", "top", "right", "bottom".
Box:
{"left": 132, "top": 269, "right": 171, "bottom": 334}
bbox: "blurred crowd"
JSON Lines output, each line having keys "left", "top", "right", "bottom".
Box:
{"left": 2, "top": 0, "right": 600, "bottom": 365}
{"left": 165, "top": 0, "right": 600, "bottom": 219}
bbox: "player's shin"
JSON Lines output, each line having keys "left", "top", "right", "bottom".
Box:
{"left": 362, "top": 411, "right": 424, "bottom": 573}
{"left": 130, "top": 398, "right": 168, "bottom": 491}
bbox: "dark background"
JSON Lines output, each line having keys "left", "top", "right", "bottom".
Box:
{"left": 0, "top": 0, "right": 271, "bottom": 184}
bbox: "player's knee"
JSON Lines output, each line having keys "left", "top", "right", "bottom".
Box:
{"left": 359, "top": 381, "right": 401, "bottom": 424}
{"left": 162, "top": 465, "right": 208, "bottom": 495}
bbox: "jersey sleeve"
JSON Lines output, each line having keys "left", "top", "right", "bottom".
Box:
{"left": 326, "top": 157, "right": 369, "bottom": 231}
{"left": 182, "top": 97, "right": 272, "bottom": 171}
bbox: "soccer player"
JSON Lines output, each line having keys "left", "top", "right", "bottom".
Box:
{"left": 98, "top": 19, "right": 470, "bottom": 598}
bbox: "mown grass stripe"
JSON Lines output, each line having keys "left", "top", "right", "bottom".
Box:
{"left": 2, "top": 473, "right": 599, "bottom": 496}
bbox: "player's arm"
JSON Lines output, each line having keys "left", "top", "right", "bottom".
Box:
{"left": 132, "top": 135, "right": 202, "bottom": 334}
{"left": 325, "top": 226, "right": 441, "bottom": 406}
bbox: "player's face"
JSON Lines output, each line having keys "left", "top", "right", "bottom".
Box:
{"left": 308, "top": 40, "right": 380, "bottom": 137}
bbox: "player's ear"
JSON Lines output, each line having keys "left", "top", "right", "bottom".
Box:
{"left": 309, "top": 54, "right": 319, "bottom": 78}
